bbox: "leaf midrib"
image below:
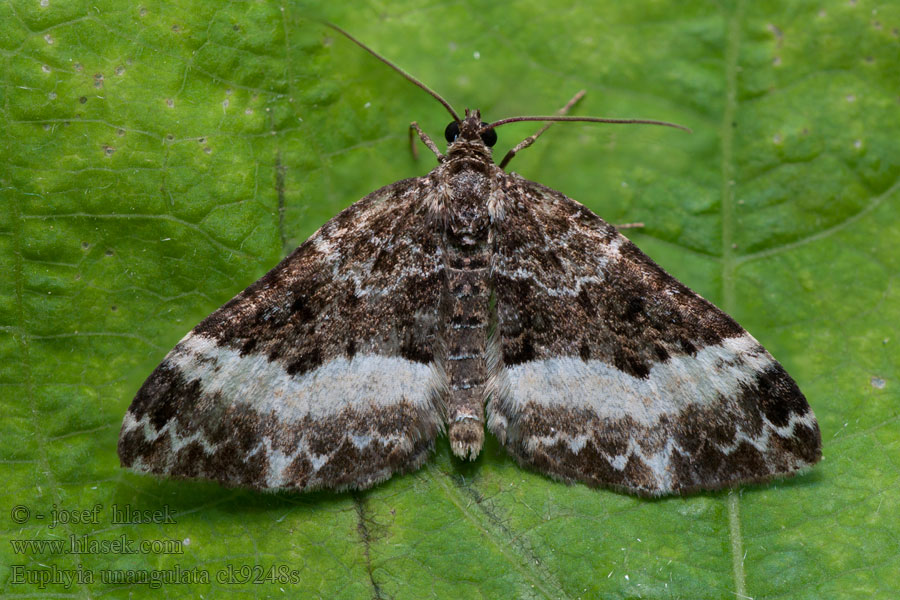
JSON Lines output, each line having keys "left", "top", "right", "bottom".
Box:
{"left": 720, "top": 2, "right": 749, "bottom": 599}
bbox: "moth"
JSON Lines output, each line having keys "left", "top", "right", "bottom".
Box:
{"left": 118, "top": 25, "right": 821, "bottom": 496}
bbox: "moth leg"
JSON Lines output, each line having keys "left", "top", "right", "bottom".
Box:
{"left": 410, "top": 122, "right": 444, "bottom": 160}
{"left": 498, "top": 90, "right": 586, "bottom": 169}
{"left": 408, "top": 122, "right": 420, "bottom": 160}
{"left": 614, "top": 222, "right": 645, "bottom": 230}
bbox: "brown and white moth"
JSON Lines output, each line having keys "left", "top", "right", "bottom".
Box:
{"left": 118, "top": 25, "right": 821, "bottom": 496}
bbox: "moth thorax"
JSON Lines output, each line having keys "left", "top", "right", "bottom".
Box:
{"left": 446, "top": 167, "right": 491, "bottom": 241}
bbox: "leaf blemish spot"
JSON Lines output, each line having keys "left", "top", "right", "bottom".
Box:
{"left": 846, "top": 94, "right": 856, "bottom": 102}
{"left": 40, "top": 0, "right": 49, "bottom": 6}
{"left": 42, "top": 64, "right": 51, "bottom": 73}
{"left": 94, "top": 73, "right": 104, "bottom": 88}
{"left": 105, "top": 248, "right": 114, "bottom": 257}
{"left": 44, "top": 34, "right": 53, "bottom": 44}
{"left": 166, "top": 98, "right": 174, "bottom": 108}
{"left": 103, "top": 145, "right": 116, "bottom": 156}
{"left": 116, "top": 65, "right": 125, "bottom": 76}
{"left": 79, "top": 96, "right": 87, "bottom": 104}
{"left": 854, "top": 139, "right": 862, "bottom": 149}
{"left": 48, "top": 92, "right": 57, "bottom": 100}
{"left": 117, "top": 128, "right": 125, "bottom": 136}
{"left": 870, "top": 377, "right": 885, "bottom": 389}
{"left": 773, "top": 133, "right": 783, "bottom": 144}
{"left": 81, "top": 241, "right": 90, "bottom": 250}
{"left": 111, "top": 305, "right": 118, "bottom": 312}
{"left": 204, "top": 147, "right": 212, "bottom": 154}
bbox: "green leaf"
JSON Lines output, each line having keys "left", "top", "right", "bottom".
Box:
{"left": 2, "top": 0, "right": 898, "bottom": 598}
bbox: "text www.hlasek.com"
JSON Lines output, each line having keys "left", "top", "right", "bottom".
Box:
{"left": 10, "top": 534, "right": 184, "bottom": 555}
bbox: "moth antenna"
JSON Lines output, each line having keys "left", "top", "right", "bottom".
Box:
{"left": 482, "top": 115, "right": 692, "bottom": 133}
{"left": 325, "top": 22, "right": 461, "bottom": 123}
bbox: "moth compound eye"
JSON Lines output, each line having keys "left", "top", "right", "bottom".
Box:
{"left": 479, "top": 123, "right": 497, "bottom": 147}
{"left": 444, "top": 121, "right": 460, "bottom": 143}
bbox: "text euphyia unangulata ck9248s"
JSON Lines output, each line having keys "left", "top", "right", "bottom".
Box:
{"left": 118, "top": 24, "right": 821, "bottom": 497}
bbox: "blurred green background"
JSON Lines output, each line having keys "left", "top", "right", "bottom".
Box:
{"left": 2, "top": 1, "right": 898, "bottom": 598}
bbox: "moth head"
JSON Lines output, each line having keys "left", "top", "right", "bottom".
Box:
{"left": 445, "top": 109, "right": 497, "bottom": 148}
